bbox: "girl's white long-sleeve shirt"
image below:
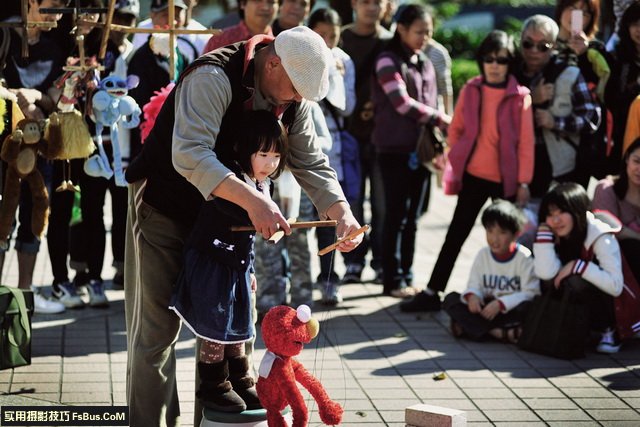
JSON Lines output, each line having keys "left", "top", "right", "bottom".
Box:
{"left": 533, "top": 211, "right": 624, "bottom": 297}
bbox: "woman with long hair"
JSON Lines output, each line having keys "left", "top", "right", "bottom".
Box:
{"left": 534, "top": 183, "right": 624, "bottom": 353}
{"left": 371, "top": 4, "right": 451, "bottom": 298}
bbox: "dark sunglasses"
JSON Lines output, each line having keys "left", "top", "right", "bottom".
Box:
{"left": 521, "top": 40, "right": 553, "bottom": 52}
{"left": 483, "top": 56, "right": 510, "bottom": 65}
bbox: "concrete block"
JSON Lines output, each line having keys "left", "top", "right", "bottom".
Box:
{"left": 405, "top": 403, "right": 467, "bottom": 427}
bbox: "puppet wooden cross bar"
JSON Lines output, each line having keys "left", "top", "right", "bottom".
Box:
{"left": 40, "top": 0, "right": 109, "bottom": 73}
{"left": 98, "top": 0, "right": 221, "bottom": 81}
{"left": 0, "top": 0, "right": 57, "bottom": 58}
{"left": 317, "top": 224, "right": 370, "bottom": 256}
{"left": 230, "top": 220, "right": 338, "bottom": 232}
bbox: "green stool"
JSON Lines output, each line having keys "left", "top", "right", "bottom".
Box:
{"left": 200, "top": 407, "right": 292, "bottom": 427}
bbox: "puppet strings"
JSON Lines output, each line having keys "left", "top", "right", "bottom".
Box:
{"left": 306, "top": 234, "right": 348, "bottom": 422}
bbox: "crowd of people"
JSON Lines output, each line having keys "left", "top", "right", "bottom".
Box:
{"left": 1, "top": 0, "right": 640, "bottom": 426}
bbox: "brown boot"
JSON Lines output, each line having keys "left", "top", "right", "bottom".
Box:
{"left": 228, "top": 356, "right": 262, "bottom": 410}
{"left": 197, "top": 361, "right": 246, "bottom": 413}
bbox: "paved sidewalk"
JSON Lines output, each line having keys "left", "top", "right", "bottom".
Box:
{"left": 1, "top": 186, "right": 639, "bottom": 426}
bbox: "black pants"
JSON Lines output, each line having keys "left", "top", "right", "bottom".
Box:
{"left": 47, "top": 159, "right": 84, "bottom": 284}
{"left": 443, "top": 292, "right": 531, "bottom": 340}
{"left": 378, "top": 152, "right": 430, "bottom": 292}
{"left": 427, "top": 173, "right": 504, "bottom": 293}
{"left": 74, "top": 169, "right": 128, "bottom": 281}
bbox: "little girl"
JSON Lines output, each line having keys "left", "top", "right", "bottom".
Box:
{"left": 534, "top": 182, "right": 624, "bottom": 354}
{"left": 170, "top": 110, "right": 288, "bottom": 412}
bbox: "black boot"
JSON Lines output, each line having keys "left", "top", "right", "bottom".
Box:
{"left": 228, "top": 356, "right": 262, "bottom": 410}
{"left": 197, "top": 361, "right": 246, "bottom": 412}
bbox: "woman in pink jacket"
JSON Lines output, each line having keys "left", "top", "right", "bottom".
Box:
{"left": 402, "top": 30, "right": 535, "bottom": 312}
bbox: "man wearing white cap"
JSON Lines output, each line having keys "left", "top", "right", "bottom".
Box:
{"left": 124, "top": 26, "right": 362, "bottom": 427}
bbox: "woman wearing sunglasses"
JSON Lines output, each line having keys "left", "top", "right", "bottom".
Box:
{"left": 401, "top": 30, "right": 535, "bottom": 312}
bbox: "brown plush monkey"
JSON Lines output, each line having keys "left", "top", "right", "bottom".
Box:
{"left": 0, "top": 113, "right": 63, "bottom": 248}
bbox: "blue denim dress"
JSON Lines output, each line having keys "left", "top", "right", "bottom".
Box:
{"left": 170, "top": 173, "right": 266, "bottom": 343}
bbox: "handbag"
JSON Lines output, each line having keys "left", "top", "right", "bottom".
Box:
{"left": 415, "top": 124, "right": 446, "bottom": 169}
{"left": 518, "top": 286, "right": 589, "bottom": 359}
{"left": 397, "top": 59, "right": 446, "bottom": 169}
{"left": 0, "top": 286, "right": 34, "bottom": 370}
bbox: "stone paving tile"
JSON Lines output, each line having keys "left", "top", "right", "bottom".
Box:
{"left": 493, "top": 368, "right": 540, "bottom": 378}
{"left": 373, "top": 399, "right": 420, "bottom": 411}
{"left": 600, "top": 421, "right": 640, "bottom": 427}
{"left": 11, "top": 373, "right": 60, "bottom": 383}
{"left": 483, "top": 409, "right": 542, "bottom": 422}
{"left": 60, "top": 392, "right": 112, "bottom": 404}
{"left": 465, "top": 409, "right": 490, "bottom": 422}
{"left": 61, "top": 372, "right": 109, "bottom": 382}
{"left": 16, "top": 382, "right": 59, "bottom": 393}
{"left": 523, "top": 398, "right": 580, "bottom": 410}
{"left": 61, "top": 382, "right": 112, "bottom": 393}
{"left": 493, "top": 423, "right": 548, "bottom": 427}
{"left": 623, "top": 397, "right": 640, "bottom": 408}
{"left": 413, "top": 387, "right": 468, "bottom": 400}
{"left": 364, "top": 388, "right": 416, "bottom": 399}
{"left": 444, "top": 369, "right": 497, "bottom": 379}
{"left": 452, "top": 378, "right": 508, "bottom": 388}
{"left": 463, "top": 387, "right": 517, "bottom": 399}
{"left": 584, "top": 409, "right": 640, "bottom": 420}
{"left": 500, "top": 377, "right": 555, "bottom": 388}
{"left": 547, "top": 422, "right": 599, "bottom": 427}
{"left": 561, "top": 387, "right": 618, "bottom": 398}
{"left": 573, "top": 397, "right": 634, "bottom": 409}
{"left": 548, "top": 377, "right": 607, "bottom": 388}
{"left": 534, "top": 409, "right": 592, "bottom": 421}
{"left": 473, "top": 398, "right": 529, "bottom": 410}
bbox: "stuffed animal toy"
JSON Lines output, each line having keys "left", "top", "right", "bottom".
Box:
{"left": 0, "top": 114, "right": 63, "bottom": 249}
{"left": 88, "top": 74, "right": 141, "bottom": 187}
{"left": 257, "top": 305, "right": 343, "bottom": 427}
{"left": 45, "top": 67, "right": 98, "bottom": 192}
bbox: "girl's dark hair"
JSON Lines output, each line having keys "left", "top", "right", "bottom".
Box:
{"left": 307, "top": 7, "right": 341, "bottom": 29}
{"left": 234, "top": 110, "right": 288, "bottom": 180}
{"left": 387, "top": 3, "right": 431, "bottom": 60}
{"left": 481, "top": 199, "right": 526, "bottom": 235}
{"left": 475, "top": 30, "right": 516, "bottom": 78}
{"left": 616, "top": 1, "right": 640, "bottom": 61}
{"left": 554, "top": 0, "right": 600, "bottom": 37}
{"left": 614, "top": 137, "right": 640, "bottom": 199}
{"left": 538, "top": 182, "right": 590, "bottom": 263}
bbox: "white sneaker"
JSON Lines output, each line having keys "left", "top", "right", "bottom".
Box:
{"left": 86, "top": 280, "right": 109, "bottom": 307}
{"left": 31, "top": 287, "right": 66, "bottom": 314}
{"left": 52, "top": 282, "right": 85, "bottom": 308}
{"left": 597, "top": 328, "right": 621, "bottom": 354}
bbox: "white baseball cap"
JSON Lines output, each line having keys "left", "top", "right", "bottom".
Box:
{"left": 274, "top": 26, "right": 333, "bottom": 102}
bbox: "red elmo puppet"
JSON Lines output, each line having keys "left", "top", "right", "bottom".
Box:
{"left": 257, "top": 305, "right": 343, "bottom": 426}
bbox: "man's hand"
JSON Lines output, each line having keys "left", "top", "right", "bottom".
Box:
{"left": 531, "top": 78, "right": 554, "bottom": 104}
{"left": 535, "top": 109, "right": 555, "bottom": 129}
{"left": 466, "top": 294, "right": 483, "bottom": 314}
{"left": 326, "top": 201, "right": 363, "bottom": 253}
{"left": 246, "top": 193, "right": 291, "bottom": 240}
